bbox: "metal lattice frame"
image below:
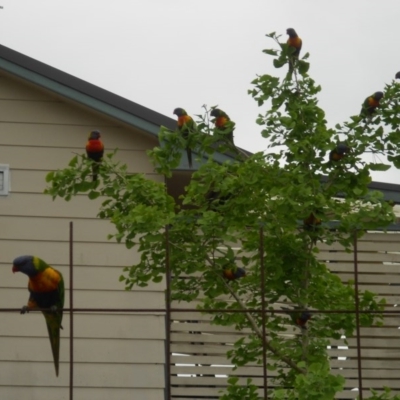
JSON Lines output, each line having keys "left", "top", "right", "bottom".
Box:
{"left": 2, "top": 223, "right": 400, "bottom": 399}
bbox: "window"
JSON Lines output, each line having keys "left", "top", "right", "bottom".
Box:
{"left": 0, "top": 164, "right": 9, "bottom": 195}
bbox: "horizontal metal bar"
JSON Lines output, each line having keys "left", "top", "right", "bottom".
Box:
{"left": 2, "top": 307, "right": 400, "bottom": 315}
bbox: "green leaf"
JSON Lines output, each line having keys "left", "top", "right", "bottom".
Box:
{"left": 88, "top": 191, "right": 101, "bottom": 199}
{"left": 68, "top": 156, "right": 79, "bottom": 167}
{"left": 45, "top": 171, "right": 54, "bottom": 182}
{"left": 298, "top": 60, "right": 310, "bottom": 75}
{"left": 273, "top": 58, "right": 286, "bottom": 69}
{"left": 353, "top": 187, "right": 363, "bottom": 195}
{"left": 369, "top": 163, "right": 391, "bottom": 171}
{"left": 263, "top": 49, "right": 278, "bottom": 56}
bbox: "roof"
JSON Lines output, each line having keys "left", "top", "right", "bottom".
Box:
{"left": 0, "top": 43, "right": 176, "bottom": 135}
{"left": 0, "top": 44, "right": 242, "bottom": 167}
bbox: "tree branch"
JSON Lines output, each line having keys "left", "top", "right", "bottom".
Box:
{"left": 205, "top": 253, "right": 306, "bottom": 374}
{"left": 222, "top": 279, "right": 306, "bottom": 374}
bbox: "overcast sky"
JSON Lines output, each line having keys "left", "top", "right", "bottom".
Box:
{"left": 1, "top": 0, "right": 399, "bottom": 184}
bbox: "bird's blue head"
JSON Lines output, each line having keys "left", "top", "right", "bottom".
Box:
{"left": 173, "top": 108, "right": 187, "bottom": 117}
{"left": 12, "top": 255, "right": 37, "bottom": 277}
{"left": 88, "top": 130, "right": 101, "bottom": 140}
{"left": 286, "top": 28, "right": 297, "bottom": 37}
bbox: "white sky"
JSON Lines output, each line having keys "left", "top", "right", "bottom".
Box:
{"left": 1, "top": 0, "right": 399, "bottom": 184}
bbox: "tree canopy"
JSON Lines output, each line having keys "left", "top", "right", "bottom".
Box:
{"left": 45, "top": 31, "right": 400, "bottom": 400}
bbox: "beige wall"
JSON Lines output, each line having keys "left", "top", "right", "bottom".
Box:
{"left": 0, "top": 72, "right": 166, "bottom": 399}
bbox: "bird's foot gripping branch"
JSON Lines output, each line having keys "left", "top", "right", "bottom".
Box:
{"left": 44, "top": 29, "right": 400, "bottom": 399}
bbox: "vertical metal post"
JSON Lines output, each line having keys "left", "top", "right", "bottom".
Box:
{"left": 164, "top": 226, "right": 171, "bottom": 400}
{"left": 69, "top": 221, "right": 74, "bottom": 400}
{"left": 353, "top": 231, "right": 363, "bottom": 399}
{"left": 259, "top": 227, "right": 268, "bottom": 400}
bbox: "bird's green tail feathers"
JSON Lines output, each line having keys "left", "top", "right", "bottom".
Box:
{"left": 43, "top": 311, "right": 61, "bottom": 376}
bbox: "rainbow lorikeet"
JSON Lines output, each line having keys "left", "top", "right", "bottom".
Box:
{"left": 86, "top": 130, "right": 104, "bottom": 181}
{"left": 12, "top": 255, "right": 64, "bottom": 376}
{"left": 303, "top": 212, "right": 322, "bottom": 230}
{"left": 281, "top": 307, "right": 312, "bottom": 329}
{"left": 286, "top": 28, "right": 302, "bottom": 72}
{"left": 395, "top": 72, "right": 400, "bottom": 79}
{"left": 207, "top": 189, "right": 231, "bottom": 211}
{"left": 173, "top": 107, "right": 196, "bottom": 168}
{"left": 360, "top": 91, "right": 383, "bottom": 118}
{"left": 222, "top": 266, "right": 246, "bottom": 281}
{"left": 210, "top": 108, "right": 235, "bottom": 144}
{"left": 329, "top": 143, "right": 349, "bottom": 162}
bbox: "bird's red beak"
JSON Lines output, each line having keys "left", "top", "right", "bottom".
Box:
{"left": 12, "top": 265, "right": 18, "bottom": 273}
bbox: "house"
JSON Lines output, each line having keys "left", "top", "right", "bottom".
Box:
{"left": 0, "top": 43, "right": 179, "bottom": 400}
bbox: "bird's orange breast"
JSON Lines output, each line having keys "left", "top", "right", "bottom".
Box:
{"left": 368, "top": 97, "right": 380, "bottom": 107}
{"left": 29, "top": 268, "right": 61, "bottom": 293}
{"left": 178, "top": 115, "right": 192, "bottom": 128}
{"left": 296, "top": 317, "right": 307, "bottom": 326}
{"left": 86, "top": 139, "right": 104, "bottom": 152}
{"left": 304, "top": 213, "right": 322, "bottom": 226}
{"left": 223, "top": 269, "right": 235, "bottom": 280}
{"left": 330, "top": 152, "right": 343, "bottom": 161}
{"left": 216, "top": 116, "right": 229, "bottom": 129}
{"left": 287, "top": 37, "right": 302, "bottom": 49}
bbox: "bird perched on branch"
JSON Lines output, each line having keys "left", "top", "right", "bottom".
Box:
{"left": 223, "top": 266, "right": 246, "bottom": 281}
{"left": 329, "top": 143, "right": 350, "bottom": 162}
{"left": 303, "top": 212, "right": 322, "bottom": 230}
{"left": 286, "top": 28, "right": 302, "bottom": 71}
{"left": 395, "top": 72, "right": 400, "bottom": 79}
{"left": 173, "top": 108, "right": 196, "bottom": 168}
{"left": 360, "top": 92, "right": 383, "bottom": 118}
{"left": 86, "top": 130, "right": 104, "bottom": 181}
{"left": 210, "top": 108, "right": 235, "bottom": 144}
{"left": 12, "top": 255, "right": 64, "bottom": 376}
{"left": 281, "top": 306, "right": 311, "bottom": 329}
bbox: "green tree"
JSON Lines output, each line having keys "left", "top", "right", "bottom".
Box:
{"left": 46, "top": 32, "right": 400, "bottom": 400}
